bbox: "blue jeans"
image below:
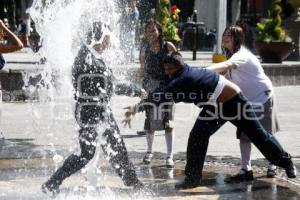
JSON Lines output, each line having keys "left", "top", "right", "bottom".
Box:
{"left": 185, "top": 92, "right": 293, "bottom": 180}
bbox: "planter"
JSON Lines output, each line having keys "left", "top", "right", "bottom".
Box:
{"left": 254, "top": 41, "right": 293, "bottom": 63}
{"left": 212, "top": 54, "right": 226, "bottom": 63}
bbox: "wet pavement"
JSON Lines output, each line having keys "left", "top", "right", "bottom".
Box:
{"left": 0, "top": 152, "right": 299, "bottom": 200}
{"left": 0, "top": 138, "right": 300, "bottom": 199}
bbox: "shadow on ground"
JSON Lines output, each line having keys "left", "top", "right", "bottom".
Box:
{"left": 0, "top": 138, "right": 300, "bottom": 199}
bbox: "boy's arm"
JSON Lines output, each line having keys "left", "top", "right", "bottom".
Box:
{"left": 122, "top": 80, "right": 176, "bottom": 128}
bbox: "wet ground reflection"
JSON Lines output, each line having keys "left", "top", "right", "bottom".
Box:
{"left": 134, "top": 162, "right": 300, "bottom": 200}
{"left": 0, "top": 146, "right": 299, "bottom": 199}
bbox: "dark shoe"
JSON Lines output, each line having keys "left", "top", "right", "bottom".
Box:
{"left": 267, "top": 164, "right": 277, "bottom": 178}
{"left": 132, "top": 181, "right": 154, "bottom": 196}
{"left": 133, "top": 180, "right": 145, "bottom": 189}
{"left": 227, "top": 169, "right": 254, "bottom": 182}
{"left": 267, "top": 168, "right": 277, "bottom": 178}
{"left": 124, "top": 178, "right": 144, "bottom": 189}
{"left": 137, "top": 131, "right": 147, "bottom": 136}
{"left": 175, "top": 178, "right": 201, "bottom": 189}
{"left": 285, "top": 164, "right": 297, "bottom": 178}
{"left": 41, "top": 181, "right": 60, "bottom": 196}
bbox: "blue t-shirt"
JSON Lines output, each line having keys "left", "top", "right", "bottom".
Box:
{"left": 138, "top": 64, "right": 219, "bottom": 111}
{"left": 0, "top": 54, "right": 5, "bottom": 70}
{"left": 153, "top": 64, "right": 219, "bottom": 105}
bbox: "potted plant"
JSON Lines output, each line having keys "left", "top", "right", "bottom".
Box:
{"left": 156, "top": 0, "right": 181, "bottom": 46}
{"left": 254, "top": 0, "right": 293, "bottom": 63}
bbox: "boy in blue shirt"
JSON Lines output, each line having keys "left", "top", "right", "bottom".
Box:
{"left": 124, "top": 52, "right": 297, "bottom": 189}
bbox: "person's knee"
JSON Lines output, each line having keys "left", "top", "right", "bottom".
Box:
{"left": 81, "top": 146, "right": 96, "bottom": 161}
{"left": 240, "top": 138, "right": 251, "bottom": 144}
{"left": 165, "top": 127, "right": 173, "bottom": 134}
{"left": 188, "top": 128, "right": 211, "bottom": 142}
{"left": 239, "top": 132, "right": 252, "bottom": 142}
{"left": 146, "top": 130, "right": 155, "bottom": 134}
{"left": 79, "top": 128, "right": 97, "bottom": 161}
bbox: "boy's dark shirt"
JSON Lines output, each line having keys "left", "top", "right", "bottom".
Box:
{"left": 138, "top": 64, "right": 220, "bottom": 110}
{"left": 72, "top": 45, "right": 143, "bottom": 104}
{"left": 72, "top": 45, "right": 113, "bottom": 103}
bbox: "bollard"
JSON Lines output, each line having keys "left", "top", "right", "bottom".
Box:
{"left": 190, "top": 10, "right": 204, "bottom": 60}
{"left": 192, "top": 25, "right": 197, "bottom": 60}
{"left": 182, "top": 14, "right": 205, "bottom": 58}
{"left": 192, "top": 10, "right": 198, "bottom": 60}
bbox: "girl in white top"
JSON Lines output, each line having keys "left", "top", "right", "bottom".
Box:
{"left": 208, "top": 26, "right": 280, "bottom": 181}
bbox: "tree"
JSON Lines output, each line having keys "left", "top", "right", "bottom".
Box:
{"left": 156, "top": 0, "right": 180, "bottom": 41}
{"left": 171, "top": 0, "right": 194, "bottom": 22}
{"left": 255, "top": 0, "right": 291, "bottom": 42}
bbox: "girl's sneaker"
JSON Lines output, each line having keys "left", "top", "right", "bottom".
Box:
{"left": 143, "top": 152, "right": 153, "bottom": 164}
{"left": 166, "top": 157, "right": 174, "bottom": 168}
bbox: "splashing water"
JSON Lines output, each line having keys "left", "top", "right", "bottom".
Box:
{"left": 28, "top": 0, "right": 125, "bottom": 100}
{"left": 25, "top": 0, "right": 150, "bottom": 199}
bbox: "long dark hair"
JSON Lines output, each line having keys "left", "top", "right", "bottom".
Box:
{"left": 144, "top": 19, "right": 164, "bottom": 49}
{"left": 223, "top": 25, "right": 245, "bottom": 58}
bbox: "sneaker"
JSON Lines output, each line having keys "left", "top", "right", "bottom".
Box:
{"left": 41, "top": 181, "right": 60, "bottom": 196}
{"left": 133, "top": 180, "right": 145, "bottom": 189}
{"left": 132, "top": 182, "right": 154, "bottom": 196}
{"left": 227, "top": 169, "right": 254, "bottom": 182}
{"left": 143, "top": 152, "right": 153, "bottom": 164}
{"left": 124, "top": 178, "right": 145, "bottom": 189}
{"left": 267, "top": 168, "right": 277, "bottom": 178}
{"left": 267, "top": 165, "right": 277, "bottom": 178}
{"left": 285, "top": 163, "right": 297, "bottom": 178}
{"left": 175, "top": 177, "right": 201, "bottom": 189}
{"left": 166, "top": 157, "right": 174, "bottom": 168}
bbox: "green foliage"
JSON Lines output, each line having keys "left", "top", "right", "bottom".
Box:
{"left": 156, "top": 0, "right": 181, "bottom": 41}
{"left": 255, "top": 0, "right": 292, "bottom": 43}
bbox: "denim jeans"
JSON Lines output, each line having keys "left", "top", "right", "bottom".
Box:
{"left": 185, "top": 92, "right": 293, "bottom": 180}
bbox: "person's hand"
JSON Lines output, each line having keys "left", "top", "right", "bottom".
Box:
{"left": 140, "top": 89, "right": 148, "bottom": 99}
{"left": 122, "top": 106, "right": 136, "bottom": 128}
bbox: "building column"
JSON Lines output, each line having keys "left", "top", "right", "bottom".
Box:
{"left": 216, "top": 0, "right": 227, "bottom": 55}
